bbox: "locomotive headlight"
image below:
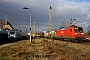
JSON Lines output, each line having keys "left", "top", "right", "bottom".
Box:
{"left": 14, "top": 35, "right": 16, "bottom": 38}
{"left": 13, "top": 34, "right": 16, "bottom": 38}
{"left": 81, "top": 33, "right": 84, "bottom": 34}
{"left": 75, "top": 33, "right": 78, "bottom": 34}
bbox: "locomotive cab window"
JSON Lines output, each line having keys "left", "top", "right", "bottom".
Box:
{"left": 74, "top": 27, "right": 83, "bottom": 32}
{"left": 10, "top": 30, "right": 15, "bottom": 34}
{"left": 78, "top": 27, "right": 83, "bottom": 32}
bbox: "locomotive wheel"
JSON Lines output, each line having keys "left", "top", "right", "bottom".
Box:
{"left": 78, "top": 39, "right": 83, "bottom": 43}
{"left": 72, "top": 39, "right": 77, "bottom": 43}
{"left": 71, "top": 39, "right": 74, "bottom": 42}
{"left": 67, "top": 38, "right": 71, "bottom": 42}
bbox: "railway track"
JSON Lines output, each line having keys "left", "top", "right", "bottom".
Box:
{"left": 80, "top": 41, "right": 90, "bottom": 46}
{"left": 42, "top": 38, "right": 90, "bottom": 46}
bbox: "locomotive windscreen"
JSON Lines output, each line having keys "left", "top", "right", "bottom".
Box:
{"left": 74, "top": 27, "right": 83, "bottom": 32}
{"left": 10, "top": 30, "right": 15, "bottom": 34}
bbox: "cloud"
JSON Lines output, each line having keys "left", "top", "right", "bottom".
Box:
{"left": 0, "top": 0, "right": 90, "bottom": 32}
{"left": 56, "top": 1, "right": 90, "bottom": 30}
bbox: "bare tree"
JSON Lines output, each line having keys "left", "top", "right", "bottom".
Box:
{"left": 87, "top": 25, "right": 90, "bottom": 31}
{"left": 60, "top": 20, "right": 69, "bottom": 29}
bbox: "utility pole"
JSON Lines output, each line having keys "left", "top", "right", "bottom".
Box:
{"left": 37, "top": 28, "right": 38, "bottom": 36}
{"left": 5, "top": 13, "right": 7, "bottom": 25}
{"left": 19, "top": 25, "right": 22, "bottom": 31}
{"left": 4, "top": 13, "right": 8, "bottom": 29}
{"left": 49, "top": 6, "right": 52, "bottom": 39}
{"left": 30, "top": 9, "right": 32, "bottom": 43}
{"left": 5, "top": 13, "right": 10, "bottom": 29}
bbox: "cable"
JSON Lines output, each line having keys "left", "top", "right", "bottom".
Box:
{"left": 0, "top": 4, "right": 21, "bottom": 27}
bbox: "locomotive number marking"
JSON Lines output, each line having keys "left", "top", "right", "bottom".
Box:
{"left": 61, "top": 31, "right": 64, "bottom": 33}
{"left": 61, "top": 31, "right": 64, "bottom": 35}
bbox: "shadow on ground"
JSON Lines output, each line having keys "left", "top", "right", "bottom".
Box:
{"left": 0, "top": 37, "right": 28, "bottom": 45}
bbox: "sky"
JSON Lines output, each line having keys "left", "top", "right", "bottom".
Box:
{"left": 0, "top": 0, "right": 90, "bottom": 33}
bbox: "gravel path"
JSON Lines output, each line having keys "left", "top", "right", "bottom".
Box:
{"left": 0, "top": 38, "right": 90, "bottom": 53}
{"left": 0, "top": 43, "right": 15, "bottom": 49}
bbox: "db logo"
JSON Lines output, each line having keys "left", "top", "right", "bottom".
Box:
{"left": 61, "top": 31, "right": 64, "bottom": 33}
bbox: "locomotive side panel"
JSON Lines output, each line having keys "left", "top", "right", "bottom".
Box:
{"left": 55, "top": 27, "right": 73, "bottom": 39}
{"left": 64, "top": 28, "right": 71, "bottom": 38}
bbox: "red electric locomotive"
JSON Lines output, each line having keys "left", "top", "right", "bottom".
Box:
{"left": 54, "top": 25, "right": 85, "bottom": 42}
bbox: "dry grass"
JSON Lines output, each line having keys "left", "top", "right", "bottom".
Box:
{"left": 0, "top": 38, "right": 90, "bottom": 60}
